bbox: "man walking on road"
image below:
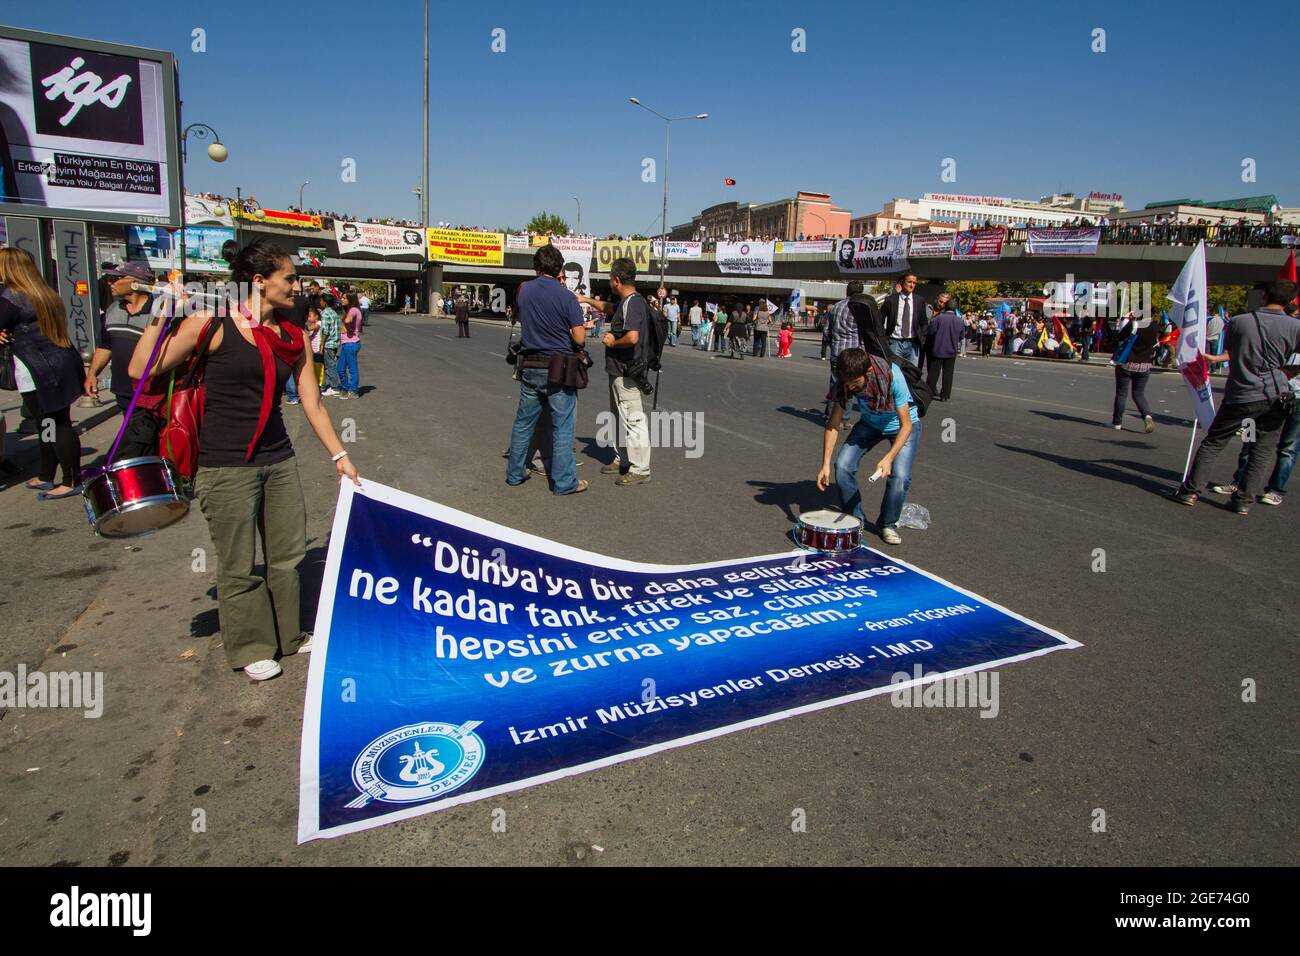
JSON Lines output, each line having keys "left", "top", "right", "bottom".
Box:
{"left": 879, "top": 272, "right": 928, "bottom": 364}
{"left": 689, "top": 300, "right": 702, "bottom": 345}
{"left": 454, "top": 292, "right": 471, "bottom": 338}
{"left": 665, "top": 296, "right": 680, "bottom": 347}
{"left": 1172, "top": 280, "right": 1300, "bottom": 515}
{"left": 925, "top": 299, "right": 964, "bottom": 402}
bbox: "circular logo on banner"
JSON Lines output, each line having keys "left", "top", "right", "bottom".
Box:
{"left": 954, "top": 233, "right": 976, "bottom": 255}
{"left": 349, "top": 721, "right": 484, "bottom": 808}
{"left": 739, "top": 243, "right": 750, "bottom": 255}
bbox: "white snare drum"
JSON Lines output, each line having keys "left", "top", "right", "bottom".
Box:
{"left": 794, "top": 509, "right": 862, "bottom": 553}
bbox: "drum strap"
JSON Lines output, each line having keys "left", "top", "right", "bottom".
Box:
{"left": 102, "top": 288, "right": 181, "bottom": 472}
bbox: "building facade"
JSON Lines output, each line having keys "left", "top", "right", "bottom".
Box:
{"left": 670, "top": 190, "right": 851, "bottom": 242}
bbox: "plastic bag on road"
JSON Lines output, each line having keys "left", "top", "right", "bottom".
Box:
{"left": 898, "top": 503, "right": 931, "bottom": 530}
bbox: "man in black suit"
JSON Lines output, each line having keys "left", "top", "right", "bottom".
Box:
{"left": 878, "top": 272, "right": 927, "bottom": 365}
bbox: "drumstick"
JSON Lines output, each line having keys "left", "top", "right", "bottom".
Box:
{"left": 130, "top": 281, "right": 226, "bottom": 302}
{"left": 868, "top": 468, "right": 884, "bottom": 483}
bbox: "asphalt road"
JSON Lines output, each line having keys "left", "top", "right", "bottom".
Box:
{"left": 1, "top": 312, "right": 1294, "bottom": 866}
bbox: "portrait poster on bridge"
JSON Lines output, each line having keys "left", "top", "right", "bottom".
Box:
{"left": 298, "top": 480, "right": 1080, "bottom": 841}
{"left": 908, "top": 233, "right": 955, "bottom": 258}
{"left": 427, "top": 228, "right": 505, "bottom": 266}
{"left": 335, "top": 219, "right": 426, "bottom": 259}
{"left": 951, "top": 228, "right": 1006, "bottom": 261}
{"left": 1026, "top": 227, "right": 1101, "bottom": 256}
{"left": 545, "top": 237, "right": 599, "bottom": 322}
{"left": 0, "top": 26, "right": 181, "bottom": 227}
{"left": 716, "top": 240, "right": 775, "bottom": 276}
{"left": 835, "top": 235, "right": 909, "bottom": 274}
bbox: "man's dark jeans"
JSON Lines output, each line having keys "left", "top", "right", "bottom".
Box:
{"left": 926, "top": 355, "right": 956, "bottom": 401}
{"left": 1184, "top": 400, "right": 1290, "bottom": 507}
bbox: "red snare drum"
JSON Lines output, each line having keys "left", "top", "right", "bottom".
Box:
{"left": 82, "top": 456, "right": 189, "bottom": 538}
{"left": 794, "top": 509, "right": 862, "bottom": 553}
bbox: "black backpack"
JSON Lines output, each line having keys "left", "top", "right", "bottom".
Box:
{"left": 848, "top": 297, "right": 934, "bottom": 418}
{"left": 637, "top": 294, "right": 671, "bottom": 372}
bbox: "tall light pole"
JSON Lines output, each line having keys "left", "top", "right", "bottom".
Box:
{"left": 421, "top": 0, "right": 431, "bottom": 314}
{"left": 179, "top": 122, "right": 228, "bottom": 278}
{"left": 629, "top": 98, "right": 707, "bottom": 300}
{"left": 574, "top": 196, "right": 581, "bottom": 234}
{"left": 299, "top": 181, "right": 310, "bottom": 211}
{"left": 414, "top": 185, "right": 422, "bottom": 224}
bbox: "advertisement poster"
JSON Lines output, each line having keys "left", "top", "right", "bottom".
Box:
{"left": 835, "top": 235, "right": 909, "bottom": 274}
{"left": 334, "top": 219, "right": 426, "bottom": 258}
{"left": 908, "top": 233, "right": 956, "bottom": 258}
{"left": 0, "top": 27, "right": 180, "bottom": 226}
{"left": 716, "top": 240, "right": 775, "bottom": 276}
{"left": 126, "top": 224, "right": 234, "bottom": 273}
{"left": 298, "top": 482, "right": 1079, "bottom": 841}
{"left": 427, "top": 228, "right": 505, "bottom": 266}
{"left": 951, "top": 228, "right": 1006, "bottom": 261}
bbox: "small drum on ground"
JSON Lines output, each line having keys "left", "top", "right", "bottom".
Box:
{"left": 81, "top": 456, "right": 189, "bottom": 538}
{"left": 794, "top": 509, "right": 862, "bottom": 553}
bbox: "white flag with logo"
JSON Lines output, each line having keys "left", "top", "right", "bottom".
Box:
{"left": 1167, "top": 240, "right": 1215, "bottom": 430}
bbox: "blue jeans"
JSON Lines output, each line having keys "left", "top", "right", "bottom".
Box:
{"left": 338, "top": 342, "right": 360, "bottom": 393}
{"left": 888, "top": 339, "right": 917, "bottom": 364}
{"left": 285, "top": 374, "right": 298, "bottom": 400}
{"left": 835, "top": 418, "right": 921, "bottom": 530}
{"left": 507, "top": 367, "right": 579, "bottom": 494}
{"left": 1233, "top": 403, "right": 1300, "bottom": 494}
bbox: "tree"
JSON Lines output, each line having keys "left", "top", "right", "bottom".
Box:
{"left": 946, "top": 280, "right": 999, "bottom": 314}
{"left": 999, "top": 280, "right": 1047, "bottom": 298}
{"left": 1208, "top": 285, "right": 1250, "bottom": 317}
{"left": 526, "top": 211, "right": 569, "bottom": 235}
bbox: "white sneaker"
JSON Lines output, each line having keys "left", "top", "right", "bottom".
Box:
{"left": 295, "top": 635, "right": 313, "bottom": 654}
{"left": 1144, "top": 415, "right": 1155, "bottom": 433}
{"left": 321, "top": 388, "right": 339, "bottom": 397}
{"left": 880, "top": 527, "right": 903, "bottom": 546}
{"left": 1259, "top": 491, "right": 1283, "bottom": 506}
{"left": 1113, "top": 424, "right": 1122, "bottom": 431}
{"left": 243, "top": 659, "right": 282, "bottom": 681}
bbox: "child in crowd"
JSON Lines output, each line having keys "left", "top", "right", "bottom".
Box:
{"left": 777, "top": 321, "right": 793, "bottom": 358}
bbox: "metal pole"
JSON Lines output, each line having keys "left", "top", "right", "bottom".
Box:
{"left": 574, "top": 196, "right": 581, "bottom": 233}
{"left": 421, "top": 0, "right": 430, "bottom": 314}
{"left": 660, "top": 120, "right": 669, "bottom": 299}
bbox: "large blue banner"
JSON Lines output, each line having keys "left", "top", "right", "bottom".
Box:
{"left": 299, "top": 482, "right": 1080, "bottom": 841}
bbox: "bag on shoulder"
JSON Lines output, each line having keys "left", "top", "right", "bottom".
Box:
{"left": 159, "top": 318, "right": 219, "bottom": 482}
{"left": 890, "top": 352, "right": 934, "bottom": 418}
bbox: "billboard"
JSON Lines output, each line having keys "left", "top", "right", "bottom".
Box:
{"left": 127, "top": 224, "right": 235, "bottom": 273}
{"left": 0, "top": 26, "right": 181, "bottom": 227}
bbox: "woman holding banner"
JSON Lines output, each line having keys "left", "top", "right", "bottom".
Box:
{"left": 129, "top": 238, "right": 361, "bottom": 682}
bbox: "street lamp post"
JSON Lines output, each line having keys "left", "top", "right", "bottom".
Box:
{"left": 299, "top": 181, "right": 310, "bottom": 211}
{"left": 179, "top": 122, "right": 228, "bottom": 279}
{"left": 628, "top": 98, "right": 707, "bottom": 307}
{"left": 574, "top": 196, "right": 581, "bottom": 234}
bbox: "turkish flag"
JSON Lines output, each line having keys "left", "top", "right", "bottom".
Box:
{"left": 723, "top": 178, "right": 736, "bottom": 186}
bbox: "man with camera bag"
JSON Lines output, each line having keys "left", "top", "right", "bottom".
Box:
{"left": 505, "top": 244, "right": 589, "bottom": 495}
{"left": 600, "top": 256, "right": 653, "bottom": 486}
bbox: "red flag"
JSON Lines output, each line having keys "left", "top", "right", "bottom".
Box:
{"left": 723, "top": 178, "right": 736, "bottom": 186}
{"left": 1280, "top": 249, "right": 1298, "bottom": 305}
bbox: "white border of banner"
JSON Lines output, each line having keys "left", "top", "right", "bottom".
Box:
{"left": 298, "top": 479, "right": 1082, "bottom": 842}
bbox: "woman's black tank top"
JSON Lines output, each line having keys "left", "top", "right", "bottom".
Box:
{"left": 197, "top": 313, "right": 294, "bottom": 467}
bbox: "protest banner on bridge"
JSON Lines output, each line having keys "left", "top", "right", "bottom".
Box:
{"left": 1026, "top": 227, "right": 1102, "bottom": 256}
{"left": 595, "top": 239, "right": 651, "bottom": 271}
{"left": 835, "top": 235, "right": 909, "bottom": 274}
{"left": 427, "top": 228, "right": 505, "bottom": 266}
{"left": 335, "top": 220, "right": 427, "bottom": 258}
{"left": 716, "top": 240, "right": 775, "bottom": 275}
{"left": 233, "top": 206, "right": 322, "bottom": 229}
{"left": 184, "top": 194, "right": 233, "bottom": 227}
{"left": 651, "top": 240, "right": 703, "bottom": 259}
{"left": 951, "top": 228, "right": 1006, "bottom": 261}
{"left": 298, "top": 481, "right": 1079, "bottom": 841}
{"left": 505, "top": 233, "right": 532, "bottom": 251}
{"left": 775, "top": 240, "right": 833, "bottom": 255}
{"left": 908, "top": 233, "right": 955, "bottom": 258}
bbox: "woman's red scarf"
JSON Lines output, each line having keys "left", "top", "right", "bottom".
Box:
{"left": 237, "top": 303, "right": 305, "bottom": 461}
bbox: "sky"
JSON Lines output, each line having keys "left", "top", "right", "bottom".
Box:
{"left": 10, "top": 0, "right": 1299, "bottom": 234}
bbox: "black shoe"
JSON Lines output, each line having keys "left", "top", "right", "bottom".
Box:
{"left": 1228, "top": 498, "right": 1250, "bottom": 516}
{"left": 1168, "top": 489, "right": 1197, "bottom": 507}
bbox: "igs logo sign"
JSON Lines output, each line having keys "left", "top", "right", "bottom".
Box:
{"left": 30, "top": 43, "right": 144, "bottom": 145}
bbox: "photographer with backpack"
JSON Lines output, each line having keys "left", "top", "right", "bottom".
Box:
{"left": 598, "top": 257, "right": 653, "bottom": 486}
